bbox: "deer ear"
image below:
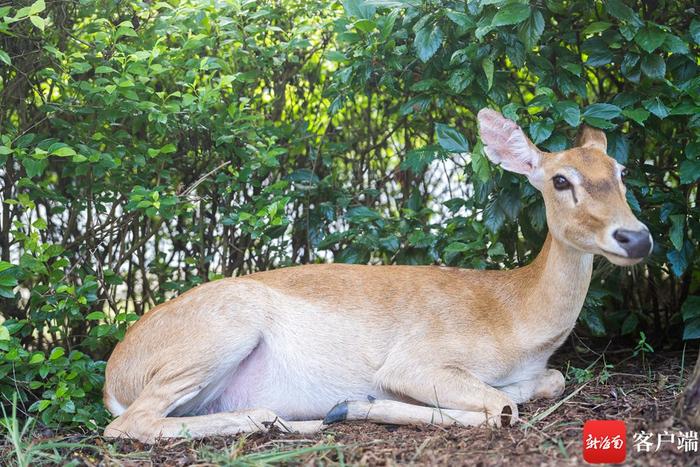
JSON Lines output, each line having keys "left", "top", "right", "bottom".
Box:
{"left": 477, "top": 109, "right": 542, "bottom": 180}
{"left": 575, "top": 125, "right": 607, "bottom": 152}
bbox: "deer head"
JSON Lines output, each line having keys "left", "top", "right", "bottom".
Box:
{"left": 478, "top": 108, "right": 652, "bottom": 266}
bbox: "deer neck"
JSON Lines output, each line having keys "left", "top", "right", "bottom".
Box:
{"left": 521, "top": 233, "right": 594, "bottom": 335}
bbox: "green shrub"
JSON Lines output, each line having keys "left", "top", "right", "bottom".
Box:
{"left": 0, "top": 0, "right": 697, "bottom": 427}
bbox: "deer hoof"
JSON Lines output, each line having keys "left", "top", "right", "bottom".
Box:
{"left": 323, "top": 401, "right": 349, "bottom": 425}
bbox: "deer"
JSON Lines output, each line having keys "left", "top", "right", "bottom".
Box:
{"left": 102, "top": 109, "right": 652, "bottom": 443}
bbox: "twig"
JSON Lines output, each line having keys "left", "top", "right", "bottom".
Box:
{"left": 179, "top": 160, "right": 232, "bottom": 197}
{"left": 525, "top": 382, "right": 589, "bottom": 427}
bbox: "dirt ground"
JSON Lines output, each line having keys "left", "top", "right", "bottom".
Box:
{"left": 4, "top": 344, "right": 699, "bottom": 466}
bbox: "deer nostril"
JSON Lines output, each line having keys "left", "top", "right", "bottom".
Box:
{"left": 613, "top": 229, "right": 631, "bottom": 244}
{"left": 613, "top": 229, "right": 651, "bottom": 258}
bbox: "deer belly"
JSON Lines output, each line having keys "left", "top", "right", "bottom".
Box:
{"left": 205, "top": 339, "right": 384, "bottom": 420}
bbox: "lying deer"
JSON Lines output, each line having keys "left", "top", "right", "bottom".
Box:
{"left": 103, "top": 109, "right": 652, "bottom": 442}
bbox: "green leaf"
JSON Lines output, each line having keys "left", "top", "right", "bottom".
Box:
{"left": 621, "top": 313, "right": 639, "bottom": 335}
{"left": 483, "top": 200, "right": 505, "bottom": 234}
{"left": 554, "top": 101, "right": 580, "bottom": 127}
{"left": 663, "top": 34, "right": 689, "bottom": 54}
{"left": 29, "top": 15, "right": 45, "bottom": 31}
{"left": 435, "top": 124, "right": 469, "bottom": 153}
{"left": 683, "top": 317, "right": 700, "bottom": 340}
{"left": 606, "top": 0, "right": 643, "bottom": 27}
{"left": 288, "top": 169, "right": 320, "bottom": 185}
{"left": 517, "top": 10, "right": 544, "bottom": 48}
{"left": 622, "top": 108, "right": 650, "bottom": 126}
{"left": 626, "top": 190, "right": 640, "bottom": 213}
{"left": 160, "top": 143, "right": 177, "bottom": 154}
{"left": 401, "top": 146, "right": 440, "bottom": 172}
{"left": 61, "top": 400, "right": 76, "bottom": 414}
{"left": 471, "top": 143, "right": 491, "bottom": 183}
{"left": 343, "top": 0, "right": 376, "bottom": 19}
{"left": 29, "top": 353, "right": 45, "bottom": 364}
{"left": 32, "top": 218, "right": 47, "bottom": 230}
{"left": 116, "top": 26, "right": 138, "bottom": 38}
{"left": 399, "top": 96, "right": 430, "bottom": 116}
{"left": 49, "top": 347, "right": 65, "bottom": 361}
{"left": 22, "top": 157, "right": 47, "bottom": 178}
{"left": 634, "top": 26, "right": 667, "bottom": 53}
{"left": 640, "top": 54, "right": 665, "bottom": 79}
{"left": 482, "top": 57, "right": 494, "bottom": 90}
{"left": 488, "top": 242, "right": 506, "bottom": 257}
{"left": 642, "top": 97, "right": 669, "bottom": 119}
{"left": 414, "top": 25, "right": 443, "bottom": 62}
{"left": 667, "top": 247, "right": 688, "bottom": 277}
{"left": 690, "top": 19, "right": 700, "bottom": 44}
{"left": 447, "top": 69, "right": 473, "bottom": 94}
{"left": 529, "top": 119, "right": 554, "bottom": 144}
{"left": 621, "top": 53, "right": 640, "bottom": 79}
{"left": 0, "top": 326, "right": 9, "bottom": 341}
{"left": 346, "top": 206, "right": 381, "bottom": 223}
{"left": 0, "top": 287, "right": 14, "bottom": 299}
{"left": 0, "top": 49, "right": 11, "bottom": 66}
{"left": 52, "top": 146, "right": 77, "bottom": 157}
{"left": 410, "top": 79, "right": 439, "bottom": 92}
{"left": 354, "top": 19, "right": 377, "bottom": 33}
{"left": 581, "top": 308, "right": 606, "bottom": 337}
{"left": 85, "top": 311, "right": 105, "bottom": 320}
{"left": 492, "top": 3, "right": 530, "bottom": 27}
{"left": 94, "top": 66, "right": 116, "bottom": 74}
{"left": 669, "top": 214, "right": 685, "bottom": 251}
{"left": 29, "top": 0, "right": 46, "bottom": 14}
{"left": 325, "top": 51, "right": 347, "bottom": 62}
{"left": 583, "top": 21, "right": 612, "bottom": 35}
{"left": 445, "top": 242, "right": 469, "bottom": 253}
{"left": 583, "top": 37, "right": 614, "bottom": 66}
{"left": 583, "top": 103, "right": 621, "bottom": 121}
{"left": 681, "top": 296, "right": 700, "bottom": 321}
{"left": 446, "top": 11, "right": 475, "bottom": 29}
{"left": 33, "top": 400, "right": 51, "bottom": 412}
{"left": 679, "top": 160, "right": 700, "bottom": 184}
{"left": 335, "top": 246, "right": 369, "bottom": 264}
{"left": 0, "top": 273, "right": 17, "bottom": 287}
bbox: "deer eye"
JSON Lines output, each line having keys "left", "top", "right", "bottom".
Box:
{"left": 621, "top": 168, "right": 628, "bottom": 181}
{"left": 552, "top": 175, "right": 571, "bottom": 191}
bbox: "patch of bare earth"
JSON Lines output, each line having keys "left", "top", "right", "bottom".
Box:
{"left": 4, "top": 349, "right": 698, "bottom": 466}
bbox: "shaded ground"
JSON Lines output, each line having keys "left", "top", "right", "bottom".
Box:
{"left": 3, "top": 346, "right": 699, "bottom": 466}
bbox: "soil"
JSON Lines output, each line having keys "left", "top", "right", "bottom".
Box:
{"left": 3, "top": 345, "right": 699, "bottom": 466}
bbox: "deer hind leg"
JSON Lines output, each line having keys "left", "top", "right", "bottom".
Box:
{"left": 104, "top": 357, "right": 327, "bottom": 443}
{"left": 323, "top": 399, "right": 513, "bottom": 428}
{"left": 105, "top": 407, "right": 325, "bottom": 444}
{"left": 104, "top": 327, "right": 327, "bottom": 443}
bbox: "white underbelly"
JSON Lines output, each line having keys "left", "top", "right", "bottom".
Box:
{"left": 205, "top": 338, "right": 391, "bottom": 420}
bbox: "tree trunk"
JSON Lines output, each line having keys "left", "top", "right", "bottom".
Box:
{"left": 680, "top": 350, "right": 700, "bottom": 428}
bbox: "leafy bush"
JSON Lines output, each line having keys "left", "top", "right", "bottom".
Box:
{"left": 0, "top": 0, "right": 698, "bottom": 427}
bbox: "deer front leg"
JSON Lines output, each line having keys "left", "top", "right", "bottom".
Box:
{"left": 323, "top": 398, "right": 506, "bottom": 428}
{"left": 373, "top": 357, "right": 518, "bottom": 427}
{"left": 498, "top": 369, "right": 566, "bottom": 403}
{"left": 532, "top": 369, "right": 566, "bottom": 398}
